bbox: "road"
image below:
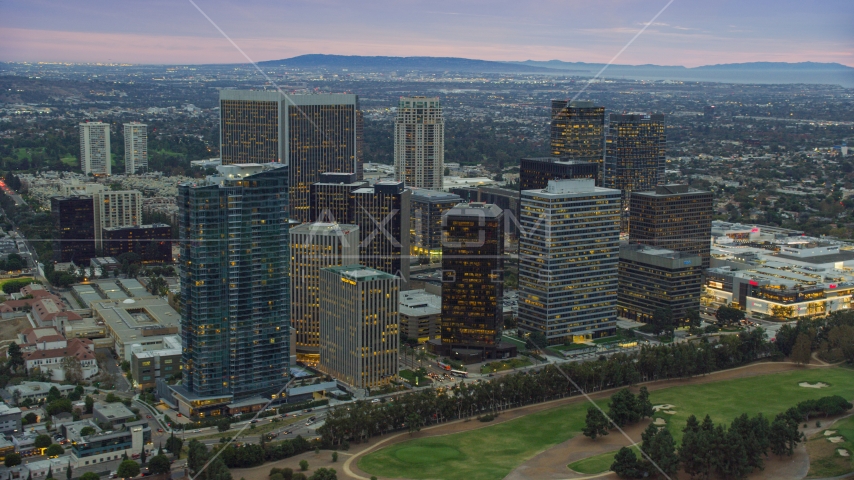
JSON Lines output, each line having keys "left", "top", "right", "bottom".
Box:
{"left": 96, "top": 348, "right": 133, "bottom": 392}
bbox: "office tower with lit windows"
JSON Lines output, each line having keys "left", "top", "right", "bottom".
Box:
{"left": 351, "top": 181, "right": 410, "bottom": 284}
{"left": 123, "top": 123, "right": 148, "bottom": 174}
{"left": 519, "top": 157, "right": 599, "bottom": 191}
{"left": 629, "top": 184, "right": 714, "bottom": 269}
{"left": 518, "top": 179, "right": 621, "bottom": 345}
{"left": 309, "top": 172, "right": 367, "bottom": 223}
{"left": 219, "top": 90, "right": 283, "bottom": 165}
{"left": 617, "top": 244, "right": 703, "bottom": 324}
{"left": 433, "top": 202, "right": 515, "bottom": 361}
{"left": 93, "top": 190, "right": 142, "bottom": 250}
{"left": 604, "top": 113, "right": 666, "bottom": 227}
{"left": 319, "top": 265, "right": 399, "bottom": 390}
{"left": 290, "top": 223, "right": 359, "bottom": 364}
{"left": 51, "top": 196, "right": 96, "bottom": 263}
{"left": 394, "top": 97, "right": 444, "bottom": 190}
{"left": 79, "top": 122, "right": 111, "bottom": 176}
{"left": 409, "top": 188, "right": 461, "bottom": 261}
{"left": 174, "top": 163, "right": 289, "bottom": 415}
{"left": 550, "top": 100, "right": 605, "bottom": 183}
{"left": 286, "top": 94, "right": 363, "bottom": 222}
{"left": 102, "top": 224, "right": 172, "bottom": 263}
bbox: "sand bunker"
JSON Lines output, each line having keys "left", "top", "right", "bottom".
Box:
{"left": 828, "top": 436, "right": 845, "bottom": 444}
{"left": 652, "top": 404, "right": 675, "bottom": 412}
{"left": 838, "top": 449, "right": 850, "bottom": 457}
{"left": 799, "top": 382, "right": 829, "bottom": 388}
{"left": 663, "top": 410, "right": 677, "bottom": 415}
{"left": 824, "top": 430, "right": 838, "bottom": 436}
{"left": 653, "top": 418, "right": 667, "bottom": 425}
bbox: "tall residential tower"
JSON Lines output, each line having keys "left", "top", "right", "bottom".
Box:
{"left": 394, "top": 97, "right": 444, "bottom": 190}
{"left": 123, "top": 123, "right": 148, "bottom": 174}
{"left": 79, "top": 122, "right": 111, "bottom": 176}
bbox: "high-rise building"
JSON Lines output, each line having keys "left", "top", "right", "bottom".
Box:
{"left": 410, "top": 189, "right": 461, "bottom": 261}
{"left": 290, "top": 223, "right": 359, "bottom": 364}
{"left": 550, "top": 100, "right": 605, "bottom": 184}
{"left": 286, "top": 94, "right": 363, "bottom": 223}
{"left": 617, "top": 244, "right": 703, "bottom": 324}
{"left": 629, "top": 184, "right": 713, "bottom": 269}
{"left": 174, "top": 164, "right": 289, "bottom": 414}
{"left": 219, "top": 90, "right": 283, "bottom": 165}
{"left": 319, "top": 265, "right": 399, "bottom": 390}
{"left": 434, "top": 203, "right": 514, "bottom": 361}
{"left": 351, "top": 182, "right": 410, "bottom": 285}
{"left": 102, "top": 224, "right": 172, "bottom": 263}
{"left": 604, "top": 113, "right": 666, "bottom": 224}
{"left": 518, "top": 179, "right": 621, "bottom": 344}
{"left": 123, "top": 123, "right": 148, "bottom": 174}
{"left": 450, "top": 186, "right": 521, "bottom": 238}
{"left": 51, "top": 196, "right": 96, "bottom": 263}
{"left": 309, "top": 172, "right": 367, "bottom": 223}
{"left": 394, "top": 97, "right": 444, "bottom": 190}
{"left": 93, "top": 190, "right": 142, "bottom": 251}
{"left": 79, "top": 122, "right": 111, "bottom": 176}
{"left": 519, "top": 157, "right": 599, "bottom": 191}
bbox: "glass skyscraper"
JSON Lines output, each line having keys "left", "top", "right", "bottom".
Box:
{"left": 394, "top": 97, "right": 445, "bottom": 190}
{"left": 550, "top": 100, "right": 605, "bottom": 184}
{"left": 174, "top": 164, "right": 290, "bottom": 415}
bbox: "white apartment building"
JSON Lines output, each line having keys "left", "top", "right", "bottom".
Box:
{"left": 518, "top": 179, "right": 622, "bottom": 345}
{"left": 79, "top": 122, "right": 111, "bottom": 176}
{"left": 123, "top": 123, "right": 148, "bottom": 174}
{"left": 93, "top": 190, "right": 142, "bottom": 250}
{"left": 290, "top": 223, "right": 359, "bottom": 363}
{"left": 394, "top": 97, "right": 444, "bottom": 190}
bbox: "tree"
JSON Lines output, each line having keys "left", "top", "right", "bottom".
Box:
{"left": 46, "top": 398, "right": 73, "bottom": 416}
{"left": 791, "top": 333, "right": 812, "bottom": 364}
{"left": 80, "top": 426, "right": 96, "bottom": 437}
{"left": 4, "top": 453, "right": 21, "bottom": 468}
{"left": 686, "top": 308, "right": 702, "bottom": 332}
{"left": 769, "top": 416, "right": 801, "bottom": 457}
{"left": 165, "top": 433, "right": 183, "bottom": 455}
{"left": 66, "top": 466, "right": 71, "bottom": 480}
{"left": 6, "top": 342, "right": 23, "bottom": 370}
{"left": 331, "top": 451, "right": 338, "bottom": 462}
{"left": 80, "top": 473, "right": 100, "bottom": 480}
{"left": 611, "top": 447, "right": 641, "bottom": 479}
{"left": 608, "top": 389, "right": 639, "bottom": 427}
{"left": 117, "top": 460, "right": 140, "bottom": 479}
{"left": 299, "top": 460, "right": 309, "bottom": 472}
{"left": 45, "top": 444, "right": 64, "bottom": 457}
{"left": 582, "top": 407, "right": 610, "bottom": 440}
{"left": 62, "top": 356, "right": 83, "bottom": 384}
{"left": 22, "top": 412, "right": 37, "bottom": 425}
{"left": 217, "top": 418, "right": 231, "bottom": 432}
{"left": 34, "top": 434, "right": 53, "bottom": 449}
{"left": 715, "top": 305, "right": 745, "bottom": 325}
{"left": 148, "top": 455, "right": 171, "bottom": 475}
{"left": 636, "top": 387, "right": 654, "bottom": 419}
{"left": 307, "top": 468, "right": 336, "bottom": 480}
{"left": 140, "top": 447, "right": 147, "bottom": 465}
{"left": 651, "top": 307, "right": 675, "bottom": 336}
{"left": 646, "top": 427, "right": 679, "bottom": 479}
{"left": 406, "top": 412, "right": 424, "bottom": 434}
{"left": 47, "top": 386, "right": 62, "bottom": 402}
{"left": 85, "top": 395, "right": 94, "bottom": 414}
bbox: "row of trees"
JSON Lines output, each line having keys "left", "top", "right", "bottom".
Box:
{"left": 583, "top": 387, "right": 654, "bottom": 440}
{"left": 611, "top": 395, "right": 852, "bottom": 479}
{"left": 318, "top": 331, "right": 776, "bottom": 445}
{"left": 775, "top": 311, "right": 854, "bottom": 364}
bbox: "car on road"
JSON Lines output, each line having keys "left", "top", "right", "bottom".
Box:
{"left": 371, "top": 399, "right": 380, "bottom": 403}
{"left": 193, "top": 429, "right": 201, "bottom": 433}
{"left": 250, "top": 419, "right": 258, "bottom": 424}
{"left": 147, "top": 415, "right": 153, "bottom": 419}
{"left": 157, "top": 428, "right": 163, "bottom": 433}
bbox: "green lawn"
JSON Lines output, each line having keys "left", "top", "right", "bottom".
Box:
{"left": 359, "top": 367, "right": 854, "bottom": 480}
{"left": 568, "top": 449, "right": 621, "bottom": 474}
{"left": 806, "top": 414, "right": 854, "bottom": 478}
{"left": 399, "top": 369, "right": 430, "bottom": 386}
{"left": 549, "top": 343, "right": 595, "bottom": 352}
{"left": 501, "top": 335, "right": 526, "bottom": 349}
{"left": 480, "top": 358, "right": 531, "bottom": 374}
{"left": 60, "top": 155, "right": 77, "bottom": 166}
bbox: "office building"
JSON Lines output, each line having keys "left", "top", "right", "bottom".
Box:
{"left": 219, "top": 90, "right": 283, "bottom": 165}
{"left": 434, "top": 203, "right": 514, "bottom": 361}
{"left": 518, "top": 179, "right": 621, "bottom": 344}
{"left": 79, "top": 122, "right": 111, "bottom": 176}
{"left": 519, "top": 157, "right": 599, "bottom": 191}
{"left": 93, "top": 190, "right": 143, "bottom": 250}
{"left": 290, "top": 223, "right": 359, "bottom": 364}
{"left": 450, "top": 185, "right": 521, "bottom": 237}
{"left": 123, "top": 122, "right": 148, "bottom": 174}
{"left": 352, "top": 181, "right": 410, "bottom": 284}
{"left": 604, "top": 113, "right": 666, "bottom": 224}
{"left": 618, "top": 245, "right": 703, "bottom": 324}
{"left": 102, "top": 224, "right": 172, "bottom": 263}
{"left": 319, "top": 265, "right": 399, "bottom": 390}
{"left": 129, "top": 336, "right": 181, "bottom": 391}
{"left": 410, "top": 189, "right": 461, "bottom": 261}
{"left": 0, "top": 403, "right": 21, "bottom": 436}
{"left": 399, "top": 289, "right": 441, "bottom": 344}
{"left": 174, "top": 164, "right": 289, "bottom": 415}
{"left": 309, "top": 172, "right": 367, "bottom": 223}
{"left": 629, "top": 184, "right": 714, "bottom": 269}
{"left": 394, "top": 97, "right": 444, "bottom": 189}
{"left": 286, "top": 94, "right": 363, "bottom": 222}
{"left": 550, "top": 100, "right": 606, "bottom": 184}
{"left": 69, "top": 423, "right": 150, "bottom": 468}
{"left": 51, "top": 196, "right": 96, "bottom": 263}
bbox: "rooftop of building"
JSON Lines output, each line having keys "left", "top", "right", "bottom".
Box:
{"left": 290, "top": 222, "right": 359, "bottom": 236}
{"left": 0, "top": 402, "right": 21, "bottom": 416}
{"left": 102, "top": 223, "right": 170, "bottom": 232}
{"left": 93, "top": 401, "right": 135, "bottom": 420}
{"left": 632, "top": 184, "right": 711, "bottom": 197}
{"left": 23, "top": 338, "right": 94, "bottom": 363}
{"left": 91, "top": 296, "right": 179, "bottom": 344}
{"left": 21, "top": 327, "right": 65, "bottom": 345}
{"left": 410, "top": 188, "right": 462, "bottom": 202}
{"left": 324, "top": 264, "right": 397, "bottom": 282}
{"left": 444, "top": 202, "right": 503, "bottom": 218}
{"left": 131, "top": 335, "right": 181, "bottom": 359}
{"left": 774, "top": 250, "right": 854, "bottom": 264}
{"left": 399, "top": 289, "right": 441, "bottom": 316}
{"left": 521, "top": 157, "right": 597, "bottom": 165}
{"left": 522, "top": 179, "right": 620, "bottom": 196}
{"left": 6, "top": 381, "right": 74, "bottom": 396}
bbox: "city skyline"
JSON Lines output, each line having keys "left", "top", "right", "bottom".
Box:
{"left": 1, "top": 1, "right": 851, "bottom": 66}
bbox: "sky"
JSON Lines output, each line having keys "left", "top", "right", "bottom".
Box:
{"left": 0, "top": 0, "right": 852, "bottom": 67}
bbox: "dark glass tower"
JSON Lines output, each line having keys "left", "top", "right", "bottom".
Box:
{"left": 175, "top": 164, "right": 289, "bottom": 411}
{"left": 219, "top": 90, "right": 283, "bottom": 165}
{"left": 629, "top": 184, "right": 713, "bottom": 269}
{"left": 351, "top": 182, "right": 410, "bottom": 285}
{"left": 604, "top": 113, "right": 666, "bottom": 228}
{"left": 410, "top": 189, "right": 461, "bottom": 261}
{"left": 519, "top": 157, "right": 599, "bottom": 191}
{"left": 618, "top": 245, "right": 703, "bottom": 324}
{"left": 550, "top": 100, "right": 605, "bottom": 184}
{"left": 309, "top": 172, "right": 367, "bottom": 223}
{"left": 439, "top": 203, "right": 504, "bottom": 359}
{"left": 51, "top": 196, "right": 96, "bottom": 263}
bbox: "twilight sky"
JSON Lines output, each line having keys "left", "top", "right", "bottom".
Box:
{"left": 1, "top": 0, "right": 852, "bottom": 67}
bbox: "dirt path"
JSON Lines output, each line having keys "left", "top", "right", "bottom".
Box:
{"left": 232, "top": 361, "right": 838, "bottom": 480}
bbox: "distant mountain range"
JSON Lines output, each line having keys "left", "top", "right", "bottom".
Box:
{"left": 256, "top": 54, "right": 854, "bottom": 87}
